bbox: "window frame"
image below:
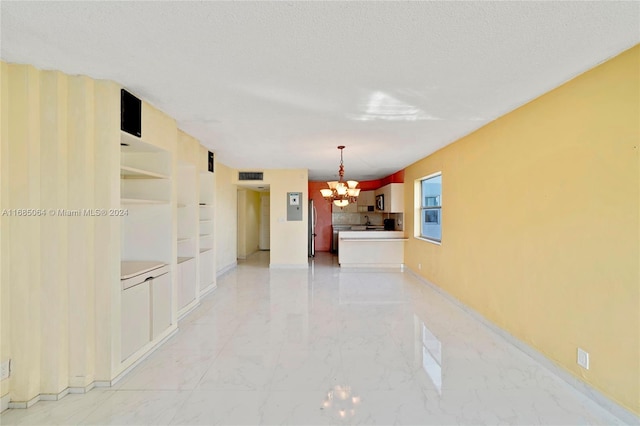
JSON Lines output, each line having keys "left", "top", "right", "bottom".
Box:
{"left": 414, "top": 172, "right": 442, "bottom": 245}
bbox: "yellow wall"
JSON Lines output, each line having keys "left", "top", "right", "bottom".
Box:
{"left": 0, "top": 62, "right": 8, "bottom": 402}
{"left": 233, "top": 169, "right": 309, "bottom": 268}
{"left": 237, "top": 189, "right": 261, "bottom": 259}
{"left": 404, "top": 45, "right": 639, "bottom": 413}
{"left": 0, "top": 64, "right": 122, "bottom": 401}
{"left": 222, "top": 169, "right": 308, "bottom": 268}
{"left": 0, "top": 62, "right": 209, "bottom": 405}
{"left": 215, "top": 162, "right": 238, "bottom": 274}
{"left": 267, "top": 169, "right": 309, "bottom": 267}
{"left": 177, "top": 130, "right": 201, "bottom": 166}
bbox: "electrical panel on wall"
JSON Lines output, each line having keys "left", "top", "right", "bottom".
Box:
{"left": 286, "top": 192, "right": 302, "bottom": 221}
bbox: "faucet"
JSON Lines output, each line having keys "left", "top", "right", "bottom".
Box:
{"left": 364, "top": 215, "right": 371, "bottom": 226}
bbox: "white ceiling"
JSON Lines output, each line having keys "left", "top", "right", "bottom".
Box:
{"left": 2, "top": 1, "right": 638, "bottom": 181}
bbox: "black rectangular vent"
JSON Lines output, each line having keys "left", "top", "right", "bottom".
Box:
{"left": 208, "top": 151, "right": 214, "bottom": 173}
{"left": 238, "top": 172, "right": 264, "bottom": 181}
{"left": 121, "top": 89, "right": 142, "bottom": 137}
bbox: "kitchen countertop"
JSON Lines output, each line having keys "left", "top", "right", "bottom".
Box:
{"left": 332, "top": 225, "right": 392, "bottom": 231}
{"left": 338, "top": 230, "right": 405, "bottom": 239}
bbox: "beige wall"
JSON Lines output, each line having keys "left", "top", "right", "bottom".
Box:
{"left": 237, "top": 189, "right": 261, "bottom": 259}
{"left": 0, "top": 62, "right": 210, "bottom": 405}
{"left": 215, "top": 162, "right": 238, "bottom": 274}
{"left": 0, "top": 64, "right": 122, "bottom": 402}
{"left": 0, "top": 62, "right": 8, "bottom": 402}
{"left": 404, "top": 45, "right": 639, "bottom": 414}
{"left": 267, "top": 169, "right": 309, "bottom": 267}
{"left": 233, "top": 169, "right": 309, "bottom": 268}
{"left": 177, "top": 130, "right": 201, "bottom": 165}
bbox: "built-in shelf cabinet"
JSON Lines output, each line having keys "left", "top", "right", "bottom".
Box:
{"left": 119, "top": 130, "right": 174, "bottom": 366}
{"left": 199, "top": 171, "right": 215, "bottom": 295}
{"left": 120, "top": 165, "right": 169, "bottom": 180}
{"left": 177, "top": 162, "right": 199, "bottom": 315}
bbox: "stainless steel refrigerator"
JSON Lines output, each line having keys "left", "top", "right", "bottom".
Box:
{"left": 308, "top": 199, "right": 317, "bottom": 257}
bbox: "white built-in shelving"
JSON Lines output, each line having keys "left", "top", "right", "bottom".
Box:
{"left": 176, "top": 162, "right": 199, "bottom": 315}
{"left": 119, "top": 130, "right": 174, "bottom": 367}
{"left": 120, "top": 165, "right": 169, "bottom": 180}
{"left": 198, "top": 172, "right": 215, "bottom": 294}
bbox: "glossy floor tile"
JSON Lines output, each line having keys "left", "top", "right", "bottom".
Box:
{"left": 1, "top": 251, "right": 630, "bottom": 425}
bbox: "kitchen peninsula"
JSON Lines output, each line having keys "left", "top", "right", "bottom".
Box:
{"left": 338, "top": 230, "right": 406, "bottom": 268}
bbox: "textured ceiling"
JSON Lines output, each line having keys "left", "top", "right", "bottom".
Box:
{"left": 2, "top": 1, "right": 638, "bottom": 181}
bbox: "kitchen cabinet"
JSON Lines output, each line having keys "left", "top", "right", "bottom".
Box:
{"left": 374, "top": 183, "right": 404, "bottom": 213}
{"left": 338, "top": 231, "right": 406, "bottom": 268}
{"left": 357, "top": 190, "right": 375, "bottom": 212}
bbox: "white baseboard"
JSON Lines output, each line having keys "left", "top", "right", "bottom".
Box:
{"left": 8, "top": 394, "right": 38, "bottom": 409}
{"left": 1, "top": 393, "right": 10, "bottom": 412}
{"left": 39, "top": 388, "right": 70, "bottom": 401}
{"left": 177, "top": 300, "right": 201, "bottom": 321}
{"left": 3, "top": 328, "right": 179, "bottom": 411}
{"left": 110, "top": 327, "right": 179, "bottom": 387}
{"left": 199, "top": 282, "right": 217, "bottom": 298}
{"left": 68, "top": 382, "right": 95, "bottom": 394}
{"left": 216, "top": 261, "right": 237, "bottom": 277}
{"left": 406, "top": 267, "right": 640, "bottom": 425}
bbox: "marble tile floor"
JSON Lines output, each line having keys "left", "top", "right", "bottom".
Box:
{"left": 1, "top": 251, "right": 630, "bottom": 425}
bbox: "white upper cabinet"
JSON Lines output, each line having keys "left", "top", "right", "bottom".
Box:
{"left": 357, "top": 190, "right": 375, "bottom": 211}
{"left": 374, "top": 183, "right": 404, "bottom": 213}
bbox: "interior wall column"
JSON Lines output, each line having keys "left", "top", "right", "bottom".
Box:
{"left": 7, "top": 64, "right": 42, "bottom": 402}
{"left": 39, "top": 70, "right": 69, "bottom": 395}
{"left": 66, "top": 76, "right": 96, "bottom": 388}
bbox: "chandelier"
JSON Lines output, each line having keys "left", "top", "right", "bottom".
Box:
{"left": 320, "top": 146, "right": 360, "bottom": 207}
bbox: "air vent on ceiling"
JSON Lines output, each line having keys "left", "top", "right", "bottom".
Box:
{"left": 238, "top": 172, "right": 264, "bottom": 181}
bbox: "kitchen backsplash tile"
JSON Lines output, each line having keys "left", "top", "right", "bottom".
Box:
{"left": 331, "top": 212, "right": 404, "bottom": 230}
{"left": 331, "top": 212, "right": 384, "bottom": 225}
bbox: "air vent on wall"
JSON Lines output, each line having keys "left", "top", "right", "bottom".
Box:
{"left": 121, "top": 89, "right": 141, "bottom": 137}
{"left": 238, "top": 172, "right": 264, "bottom": 181}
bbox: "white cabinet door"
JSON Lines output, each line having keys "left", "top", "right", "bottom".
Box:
{"left": 199, "top": 250, "right": 215, "bottom": 291}
{"left": 152, "top": 273, "right": 172, "bottom": 339}
{"left": 121, "top": 282, "right": 151, "bottom": 361}
{"left": 358, "top": 190, "right": 375, "bottom": 207}
{"left": 388, "top": 183, "right": 404, "bottom": 213}
{"left": 374, "top": 184, "right": 404, "bottom": 213}
{"left": 374, "top": 185, "right": 390, "bottom": 212}
{"left": 178, "top": 258, "right": 197, "bottom": 310}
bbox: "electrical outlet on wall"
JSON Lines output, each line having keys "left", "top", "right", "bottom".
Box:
{"left": 577, "top": 348, "right": 589, "bottom": 370}
{"left": 418, "top": 263, "right": 422, "bottom": 270}
{"left": 0, "top": 359, "right": 10, "bottom": 380}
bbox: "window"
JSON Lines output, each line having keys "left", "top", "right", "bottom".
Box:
{"left": 418, "top": 173, "right": 441, "bottom": 242}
